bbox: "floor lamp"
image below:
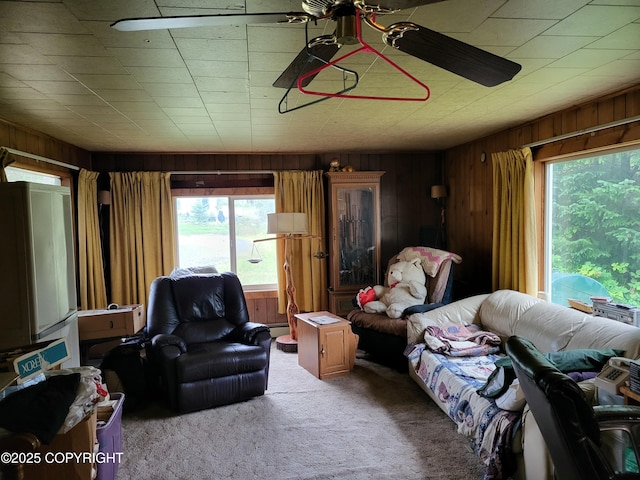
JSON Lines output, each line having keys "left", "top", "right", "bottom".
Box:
{"left": 265, "top": 212, "right": 308, "bottom": 353}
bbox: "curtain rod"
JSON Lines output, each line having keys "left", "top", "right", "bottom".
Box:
{"left": 522, "top": 115, "right": 640, "bottom": 149}
{"left": 170, "top": 170, "right": 273, "bottom": 175}
{"left": 1, "top": 147, "right": 80, "bottom": 171}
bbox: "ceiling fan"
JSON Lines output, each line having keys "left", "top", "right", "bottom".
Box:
{"left": 112, "top": 1, "right": 522, "bottom": 98}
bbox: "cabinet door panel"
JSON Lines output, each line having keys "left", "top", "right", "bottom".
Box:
{"left": 320, "top": 328, "right": 347, "bottom": 373}
{"left": 326, "top": 172, "right": 384, "bottom": 315}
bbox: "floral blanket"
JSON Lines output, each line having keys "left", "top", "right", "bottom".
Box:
{"left": 406, "top": 344, "right": 520, "bottom": 479}
{"left": 423, "top": 323, "right": 501, "bottom": 357}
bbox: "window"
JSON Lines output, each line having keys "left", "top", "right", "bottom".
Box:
{"left": 545, "top": 147, "right": 640, "bottom": 307}
{"left": 174, "top": 195, "right": 278, "bottom": 289}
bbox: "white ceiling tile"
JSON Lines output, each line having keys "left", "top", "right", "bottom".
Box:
{"left": 126, "top": 66, "right": 194, "bottom": 83}
{"left": 545, "top": 5, "right": 640, "bottom": 36}
{"left": 186, "top": 60, "right": 248, "bottom": 78}
{"left": 510, "top": 36, "right": 597, "bottom": 59}
{"left": 108, "top": 47, "right": 186, "bottom": 67}
{"left": 141, "top": 83, "right": 200, "bottom": 97}
{"left": 549, "top": 48, "right": 630, "bottom": 68}
{"left": 0, "top": 0, "right": 637, "bottom": 153}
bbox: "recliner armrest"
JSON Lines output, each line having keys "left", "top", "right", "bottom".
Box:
{"left": 150, "top": 333, "right": 187, "bottom": 357}
{"left": 594, "top": 404, "right": 640, "bottom": 422}
{"left": 228, "top": 322, "right": 271, "bottom": 345}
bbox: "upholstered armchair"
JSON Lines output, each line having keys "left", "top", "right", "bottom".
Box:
{"left": 146, "top": 272, "right": 271, "bottom": 413}
{"left": 347, "top": 246, "right": 461, "bottom": 370}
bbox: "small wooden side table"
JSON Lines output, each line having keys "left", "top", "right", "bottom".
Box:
{"left": 295, "top": 311, "right": 358, "bottom": 380}
{"left": 620, "top": 385, "right": 640, "bottom": 405}
{"left": 77, "top": 304, "right": 146, "bottom": 364}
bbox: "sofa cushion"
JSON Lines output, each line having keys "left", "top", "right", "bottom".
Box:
{"left": 478, "top": 290, "right": 542, "bottom": 340}
{"left": 406, "top": 294, "right": 489, "bottom": 344}
{"left": 520, "top": 301, "right": 640, "bottom": 356}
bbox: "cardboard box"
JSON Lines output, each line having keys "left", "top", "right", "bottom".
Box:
{"left": 78, "top": 304, "right": 145, "bottom": 341}
{"left": 22, "top": 409, "right": 98, "bottom": 480}
{"left": 0, "top": 338, "right": 71, "bottom": 383}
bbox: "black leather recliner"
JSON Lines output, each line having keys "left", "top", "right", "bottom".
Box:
{"left": 146, "top": 272, "right": 271, "bottom": 413}
{"left": 506, "top": 335, "right": 640, "bottom": 480}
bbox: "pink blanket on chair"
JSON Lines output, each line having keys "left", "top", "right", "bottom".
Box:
{"left": 397, "top": 247, "right": 462, "bottom": 277}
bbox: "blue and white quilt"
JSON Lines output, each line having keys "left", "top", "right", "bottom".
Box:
{"left": 406, "top": 343, "right": 520, "bottom": 480}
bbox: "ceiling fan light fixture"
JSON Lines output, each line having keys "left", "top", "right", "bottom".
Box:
{"left": 335, "top": 13, "right": 358, "bottom": 45}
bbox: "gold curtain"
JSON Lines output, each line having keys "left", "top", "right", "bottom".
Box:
{"left": 274, "top": 171, "right": 327, "bottom": 313}
{"left": 0, "top": 148, "right": 15, "bottom": 182}
{"left": 109, "top": 172, "right": 176, "bottom": 307}
{"left": 491, "top": 147, "right": 538, "bottom": 295}
{"left": 77, "top": 169, "right": 108, "bottom": 309}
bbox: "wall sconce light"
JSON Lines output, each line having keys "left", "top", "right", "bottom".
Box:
{"left": 430, "top": 185, "right": 447, "bottom": 249}
{"left": 430, "top": 184, "right": 447, "bottom": 199}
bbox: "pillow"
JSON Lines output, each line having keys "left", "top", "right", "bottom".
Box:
{"left": 477, "top": 348, "right": 624, "bottom": 401}
{"left": 170, "top": 265, "right": 218, "bottom": 278}
{"left": 495, "top": 379, "right": 526, "bottom": 411}
{"left": 476, "top": 357, "right": 515, "bottom": 398}
{"left": 545, "top": 348, "right": 624, "bottom": 372}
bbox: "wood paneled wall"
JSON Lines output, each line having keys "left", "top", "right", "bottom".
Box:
{"left": 91, "top": 151, "right": 444, "bottom": 271}
{"left": 445, "top": 85, "right": 640, "bottom": 295}
{"left": 7, "top": 83, "right": 638, "bottom": 317}
{"left": 0, "top": 119, "right": 91, "bottom": 171}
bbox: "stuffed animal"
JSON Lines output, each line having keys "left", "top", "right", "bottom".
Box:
{"left": 356, "top": 258, "right": 427, "bottom": 318}
{"left": 328, "top": 159, "right": 355, "bottom": 172}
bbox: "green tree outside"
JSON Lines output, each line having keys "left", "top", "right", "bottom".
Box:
{"left": 550, "top": 149, "right": 640, "bottom": 305}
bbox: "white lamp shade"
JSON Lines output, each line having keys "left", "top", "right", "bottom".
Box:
{"left": 267, "top": 212, "right": 308, "bottom": 235}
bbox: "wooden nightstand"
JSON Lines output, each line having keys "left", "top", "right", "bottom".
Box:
{"left": 295, "top": 311, "right": 358, "bottom": 380}
{"left": 620, "top": 385, "right": 640, "bottom": 405}
{"left": 77, "top": 304, "right": 146, "bottom": 364}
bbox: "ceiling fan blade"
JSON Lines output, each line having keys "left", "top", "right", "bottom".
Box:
{"left": 111, "top": 12, "right": 310, "bottom": 32}
{"left": 373, "top": 0, "right": 447, "bottom": 9}
{"left": 273, "top": 41, "right": 341, "bottom": 89}
{"left": 389, "top": 25, "right": 522, "bottom": 87}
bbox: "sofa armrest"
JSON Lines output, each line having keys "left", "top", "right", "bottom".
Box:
{"left": 406, "top": 294, "right": 490, "bottom": 343}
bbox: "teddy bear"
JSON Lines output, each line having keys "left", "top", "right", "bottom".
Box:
{"left": 356, "top": 257, "right": 427, "bottom": 318}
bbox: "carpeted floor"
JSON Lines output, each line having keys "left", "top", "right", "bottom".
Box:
{"left": 117, "top": 343, "right": 486, "bottom": 480}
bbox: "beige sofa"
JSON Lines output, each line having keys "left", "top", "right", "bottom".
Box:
{"left": 406, "top": 289, "right": 640, "bottom": 480}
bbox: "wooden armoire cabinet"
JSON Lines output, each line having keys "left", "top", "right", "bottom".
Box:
{"left": 325, "top": 171, "right": 384, "bottom": 316}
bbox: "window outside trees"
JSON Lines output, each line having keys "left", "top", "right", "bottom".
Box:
{"left": 545, "top": 147, "right": 640, "bottom": 307}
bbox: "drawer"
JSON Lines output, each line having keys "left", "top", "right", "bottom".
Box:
{"left": 78, "top": 304, "right": 145, "bottom": 341}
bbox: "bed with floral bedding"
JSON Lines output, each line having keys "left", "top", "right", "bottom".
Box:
{"left": 405, "top": 343, "right": 520, "bottom": 479}
{"left": 406, "top": 290, "right": 640, "bottom": 480}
